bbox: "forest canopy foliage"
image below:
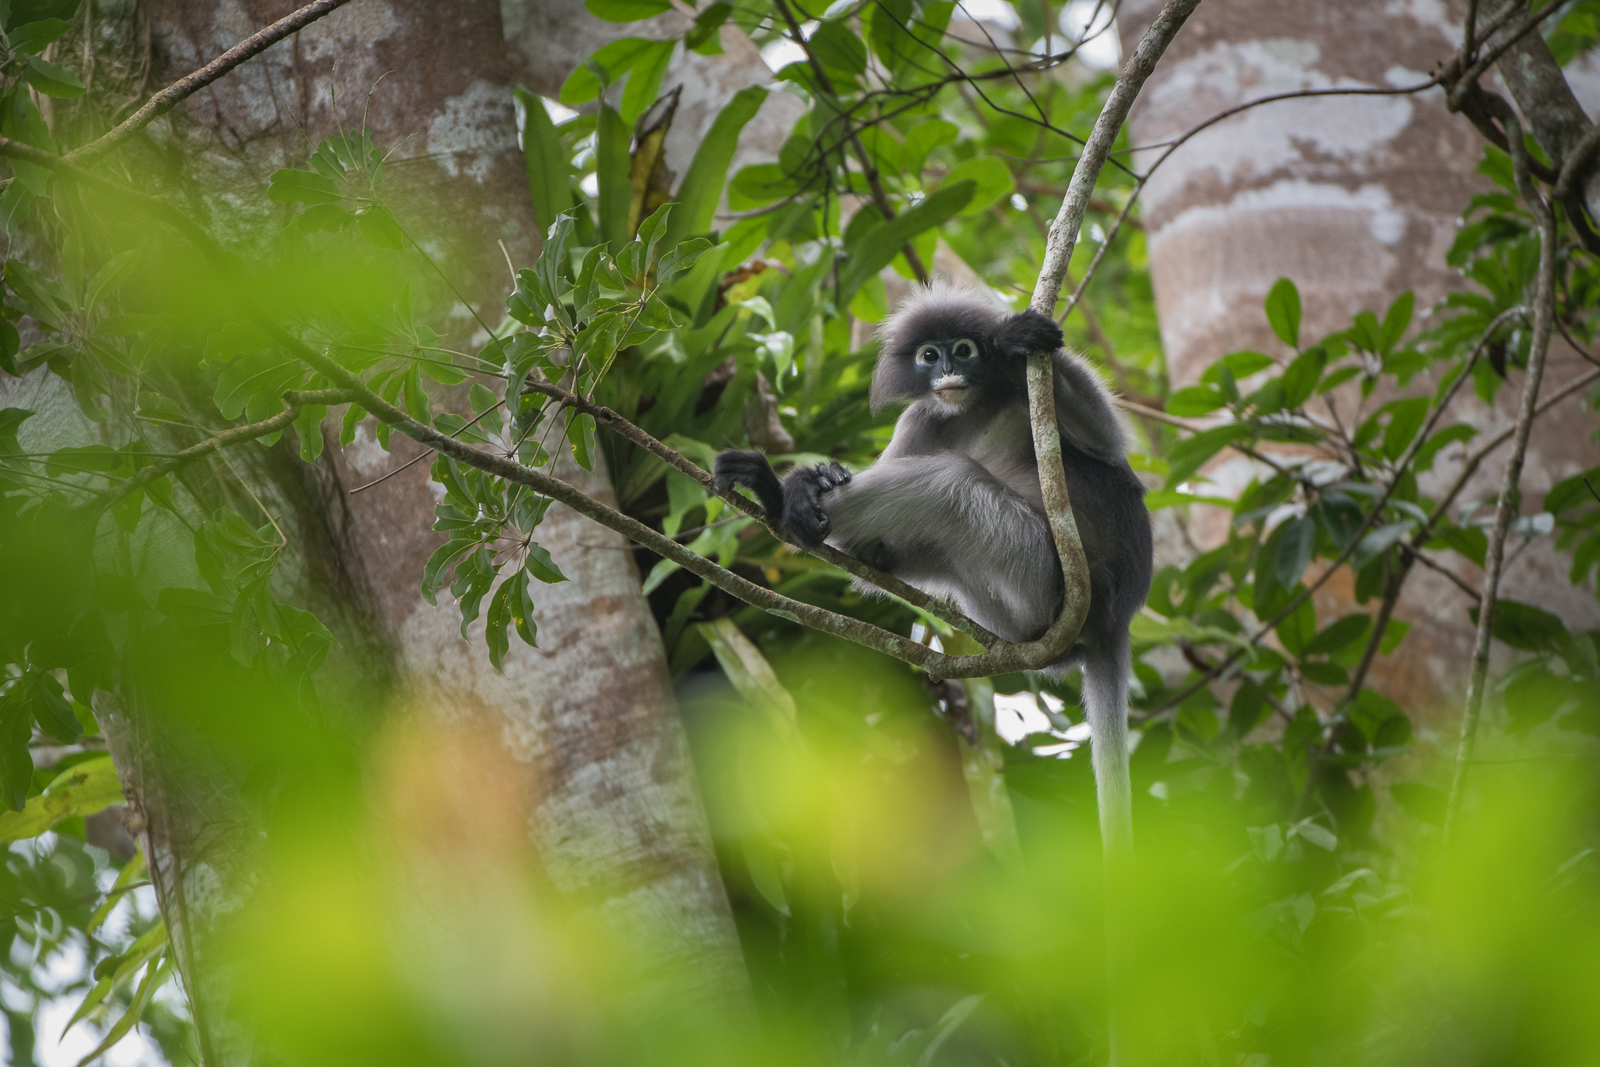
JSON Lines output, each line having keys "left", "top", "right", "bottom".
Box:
{"left": 0, "top": 0, "right": 1597, "bottom": 1064}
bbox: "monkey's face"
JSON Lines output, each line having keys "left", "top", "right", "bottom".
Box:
{"left": 913, "top": 338, "right": 982, "bottom": 409}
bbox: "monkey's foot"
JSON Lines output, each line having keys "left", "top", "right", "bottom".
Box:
{"left": 996, "top": 309, "right": 1065, "bottom": 360}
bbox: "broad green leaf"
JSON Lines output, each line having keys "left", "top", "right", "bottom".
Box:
{"left": 266, "top": 168, "right": 343, "bottom": 206}
{"left": 811, "top": 20, "right": 867, "bottom": 74}
{"left": 515, "top": 89, "right": 572, "bottom": 232}
{"left": 9, "top": 18, "right": 72, "bottom": 54}
{"left": 1164, "top": 424, "right": 1251, "bottom": 487}
{"left": 1381, "top": 397, "right": 1429, "bottom": 461}
{"left": 0, "top": 756, "right": 123, "bottom": 840}
{"left": 620, "top": 39, "right": 675, "bottom": 124}
{"left": 523, "top": 541, "right": 568, "bottom": 584}
{"left": 65, "top": 921, "right": 167, "bottom": 1035}
{"left": 663, "top": 86, "right": 767, "bottom": 245}
{"left": 356, "top": 205, "right": 405, "bottom": 250}
{"left": 685, "top": 2, "right": 731, "bottom": 51}
{"left": 1265, "top": 276, "right": 1301, "bottom": 349}
{"left": 596, "top": 102, "right": 632, "bottom": 250}
{"left": 1271, "top": 515, "right": 1315, "bottom": 590}
{"left": 25, "top": 54, "right": 85, "bottom": 97}
{"left": 1480, "top": 599, "right": 1571, "bottom": 653}
{"left": 902, "top": 118, "right": 958, "bottom": 177}
{"left": 1380, "top": 290, "right": 1415, "bottom": 349}
{"left": 1303, "top": 613, "right": 1372, "bottom": 656}
{"left": 559, "top": 38, "right": 656, "bottom": 104}
{"left": 944, "top": 156, "right": 1014, "bottom": 216}
{"left": 1281, "top": 347, "right": 1327, "bottom": 408}
{"left": 836, "top": 180, "right": 974, "bottom": 298}
{"left": 1166, "top": 385, "right": 1225, "bottom": 417}
{"left": 566, "top": 410, "right": 598, "bottom": 470}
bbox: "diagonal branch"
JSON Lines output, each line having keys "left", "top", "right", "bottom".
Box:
{"left": 66, "top": 0, "right": 356, "bottom": 164}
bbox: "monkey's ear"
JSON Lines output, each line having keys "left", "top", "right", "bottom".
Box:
{"left": 993, "top": 309, "right": 1064, "bottom": 360}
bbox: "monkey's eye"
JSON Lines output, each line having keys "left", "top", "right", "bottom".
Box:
{"left": 916, "top": 346, "right": 940, "bottom": 365}
{"left": 952, "top": 340, "right": 977, "bottom": 360}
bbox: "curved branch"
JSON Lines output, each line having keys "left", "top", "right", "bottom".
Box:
{"left": 1020, "top": 0, "right": 1204, "bottom": 663}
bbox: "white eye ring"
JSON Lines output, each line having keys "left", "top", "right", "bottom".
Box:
{"left": 953, "top": 339, "right": 976, "bottom": 359}
{"left": 917, "top": 346, "right": 939, "bottom": 364}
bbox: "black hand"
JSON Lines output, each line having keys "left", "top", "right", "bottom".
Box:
{"left": 780, "top": 462, "right": 851, "bottom": 548}
{"left": 995, "top": 309, "right": 1064, "bottom": 360}
{"left": 714, "top": 449, "right": 784, "bottom": 518}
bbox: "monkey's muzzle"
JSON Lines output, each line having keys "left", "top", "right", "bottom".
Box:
{"left": 932, "top": 375, "right": 969, "bottom": 404}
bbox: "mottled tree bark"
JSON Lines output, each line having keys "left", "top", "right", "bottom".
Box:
{"left": 76, "top": 0, "right": 749, "bottom": 1053}
{"left": 1116, "top": 0, "right": 1600, "bottom": 713}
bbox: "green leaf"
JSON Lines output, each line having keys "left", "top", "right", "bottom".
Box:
{"left": 1281, "top": 347, "right": 1327, "bottom": 408}
{"left": 356, "top": 205, "right": 405, "bottom": 250}
{"left": 485, "top": 576, "right": 515, "bottom": 670}
{"left": 1165, "top": 385, "right": 1224, "bottom": 417}
{"left": 944, "top": 156, "right": 1014, "bottom": 216}
{"left": 1265, "top": 277, "right": 1301, "bottom": 349}
{"left": 1381, "top": 397, "right": 1429, "bottom": 461}
{"left": 1380, "top": 291, "right": 1415, "bottom": 350}
{"left": 620, "top": 39, "right": 675, "bottom": 124}
{"left": 523, "top": 541, "right": 568, "bottom": 584}
{"left": 0, "top": 756, "right": 122, "bottom": 838}
{"left": 24, "top": 670, "right": 80, "bottom": 743}
{"left": 515, "top": 89, "right": 571, "bottom": 232}
{"left": 559, "top": 38, "right": 656, "bottom": 104}
{"left": 585, "top": 0, "right": 670, "bottom": 20}
{"left": 1164, "top": 424, "right": 1250, "bottom": 487}
{"left": 24, "top": 54, "right": 85, "bottom": 97}
{"left": 1303, "top": 613, "right": 1372, "bottom": 656}
{"left": 837, "top": 180, "right": 974, "bottom": 298}
{"left": 422, "top": 537, "right": 481, "bottom": 606}
{"left": 9, "top": 19, "right": 72, "bottom": 54}
{"left": 1275, "top": 595, "right": 1317, "bottom": 657}
{"left": 1271, "top": 515, "right": 1315, "bottom": 590}
{"left": 596, "top": 101, "right": 632, "bottom": 250}
{"left": 266, "top": 168, "right": 343, "bottom": 206}
{"left": 72, "top": 955, "right": 174, "bottom": 1067}
{"left": 810, "top": 20, "right": 867, "bottom": 74}
{"left": 566, "top": 410, "right": 598, "bottom": 470}
{"left": 902, "top": 118, "right": 958, "bottom": 177}
{"left": 1482, "top": 599, "right": 1570, "bottom": 653}
{"left": 685, "top": 2, "right": 731, "bottom": 51}
{"left": 66, "top": 921, "right": 167, "bottom": 1037}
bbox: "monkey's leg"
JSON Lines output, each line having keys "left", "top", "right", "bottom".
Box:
{"left": 822, "top": 454, "right": 1063, "bottom": 643}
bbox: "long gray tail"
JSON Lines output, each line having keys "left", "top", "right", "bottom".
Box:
{"left": 1082, "top": 638, "right": 1133, "bottom": 855}
{"left": 1082, "top": 637, "right": 1135, "bottom": 1066}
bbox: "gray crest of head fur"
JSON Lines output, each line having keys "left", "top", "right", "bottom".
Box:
{"left": 870, "top": 283, "right": 1013, "bottom": 413}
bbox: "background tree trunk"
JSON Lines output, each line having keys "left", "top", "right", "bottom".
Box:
{"left": 23, "top": 1, "right": 752, "bottom": 1053}
{"left": 1116, "top": 0, "right": 1600, "bottom": 713}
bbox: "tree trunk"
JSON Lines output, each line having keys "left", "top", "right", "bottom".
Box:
{"left": 1117, "top": 0, "right": 1600, "bottom": 711}
{"left": 67, "top": 0, "right": 749, "bottom": 1051}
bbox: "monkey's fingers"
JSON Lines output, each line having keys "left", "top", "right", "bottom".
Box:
{"left": 997, "top": 309, "right": 1065, "bottom": 359}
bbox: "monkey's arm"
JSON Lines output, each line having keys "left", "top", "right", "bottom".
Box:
{"left": 713, "top": 450, "right": 852, "bottom": 548}
{"left": 993, "top": 308, "right": 1065, "bottom": 361}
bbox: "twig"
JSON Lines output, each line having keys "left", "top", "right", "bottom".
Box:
{"left": 771, "top": 0, "right": 928, "bottom": 282}
{"left": 1446, "top": 96, "right": 1559, "bottom": 839}
{"left": 349, "top": 400, "right": 507, "bottom": 494}
{"left": 66, "top": 0, "right": 355, "bottom": 163}
{"left": 1151, "top": 304, "right": 1530, "bottom": 714}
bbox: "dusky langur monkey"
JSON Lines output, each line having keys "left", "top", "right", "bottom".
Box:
{"left": 715, "top": 284, "right": 1152, "bottom": 849}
